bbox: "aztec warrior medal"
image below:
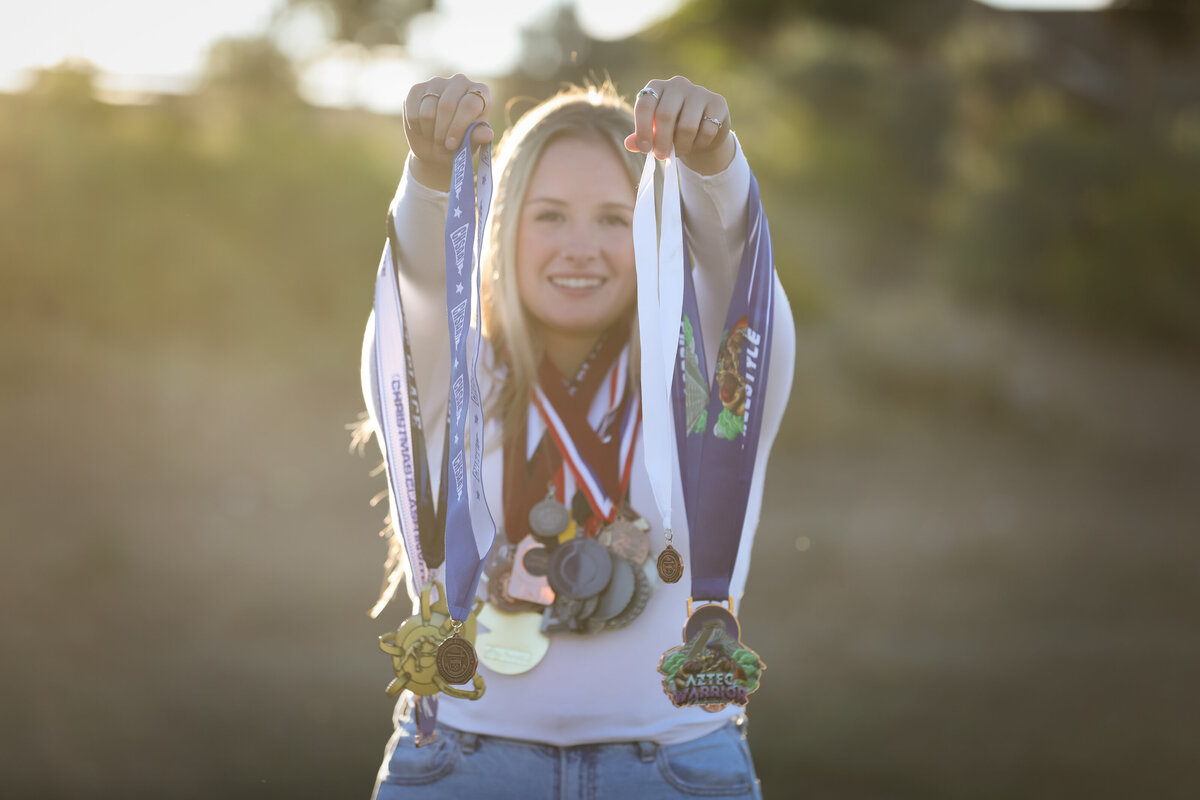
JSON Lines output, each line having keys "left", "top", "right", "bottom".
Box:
{"left": 658, "top": 603, "right": 764, "bottom": 711}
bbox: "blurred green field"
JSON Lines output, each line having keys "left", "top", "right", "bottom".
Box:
{"left": 3, "top": 9, "right": 1200, "bottom": 795}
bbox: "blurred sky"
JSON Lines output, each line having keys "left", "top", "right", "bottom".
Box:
{"left": 1, "top": 0, "right": 1112, "bottom": 111}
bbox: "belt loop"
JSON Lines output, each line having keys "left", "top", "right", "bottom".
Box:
{"left": 459, "top": 731, "right": 479, "bottom": 754}
{"left": 636, "top": 740, "right": 657, "bottom": 763}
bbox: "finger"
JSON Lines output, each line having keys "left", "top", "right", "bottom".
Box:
{"left": 651, "top": 88, "right": 685, "bottom": 159}
{"left": 693, "top": 97, "right": 730, "bottom": 154}
{"left": 672, "top": 97, "right": 706, "bottom": 158}
{"left": 444, "top": 85, "right": 490, "bottom": 150}
{"left": 404, "top": 82, "right": 437, "bottom": 139}
{"left": 432, "top": 74, "right": 474, "bottom": 148}
{"left": 416, "top": 86, "right": 443, "bottom": 142}
{"left": 468, "top": 122, "right": 494, "bottom": 149}
{"left": 632, "top": 81, "right": 663, "bottom": 154}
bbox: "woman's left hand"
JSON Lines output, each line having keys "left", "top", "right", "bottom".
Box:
{"left": 624, "top": 76, "right": 734, "bottom": 175}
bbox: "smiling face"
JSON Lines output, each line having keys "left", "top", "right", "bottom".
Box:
{"left": 515, "top": 135, "right": 637, "bottom": 371}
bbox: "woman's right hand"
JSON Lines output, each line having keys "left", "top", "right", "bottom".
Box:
{"left": 403, "top": 74, "right": 494, "bottom": 192}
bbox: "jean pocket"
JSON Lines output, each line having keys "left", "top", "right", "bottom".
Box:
{"left": 656, "top": 724, "right": 756, "bottom": 797}
{"left": 380, "top": 724, "right": 461, "bottom": 786}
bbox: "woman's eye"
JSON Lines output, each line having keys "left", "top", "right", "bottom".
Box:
{"left": 534, "top": 210, "right": 564, "bottom": 222}
{"left": 602, "top": 214, "right": 631, "bottom": 227}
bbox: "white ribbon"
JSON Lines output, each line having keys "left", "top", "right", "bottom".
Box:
{"left": 633, "top": 152, "right": 685, "bottom": 534}
{"left": 373, "top": 242, "right": 428, "bottom": 594}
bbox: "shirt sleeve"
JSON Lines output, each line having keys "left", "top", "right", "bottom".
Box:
{"left": 362, "top": 154, "right": 454, "bottom": 490}
{"left": 677, "top": 134, "right": 754, "bottom": 379}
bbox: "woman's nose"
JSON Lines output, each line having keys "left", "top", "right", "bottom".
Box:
{"left": 560, "top": 223, "right": 599, "bottom": 264}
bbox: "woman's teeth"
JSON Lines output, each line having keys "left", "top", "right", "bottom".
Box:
{"left": 550, "top": 276, "right": 603, "bottom": 289}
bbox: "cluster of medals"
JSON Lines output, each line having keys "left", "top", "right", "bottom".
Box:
{"left": 475, "top": 489, "right": 674, "bottom": 676}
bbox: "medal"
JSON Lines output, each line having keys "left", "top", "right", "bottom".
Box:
{"left": 589, "top": 554, "right": 636, "bottom": 624}
{"left": 658, "top": 601, "right": 764, "bottom": 711}
{"left": 475, "top": 604, "right": 549, "bottom": 675}
{"left": 656, "top": 529, "right": 683, "bottom": 583}
{"left": 603, "top": 559, "right": 652, "bottom": 631}
{"left": 598, "top": 516, "right": 650, "bottom": 565}
{"left": 529, "top": 497, "right": 571, "bottom": 540}
{"left": 379, "top": 581, "right": 486, "bottom": 701}
{"left": 436, "top": 629, "right": 478, "bottom": 685}
{"left": 484, "top": 543, "right": 540, "bottom": 613}
{"left": 547, "top": 537, "right": 613, "bottom": 600}
{"left": 506, "top": 534, "right": 555, "bottom": 605}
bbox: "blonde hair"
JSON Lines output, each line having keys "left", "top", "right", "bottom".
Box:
{"left": 481, "top": 80, "right": 643, "bottom": 439}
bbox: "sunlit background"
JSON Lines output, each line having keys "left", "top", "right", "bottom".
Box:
{"left": 3, "top": 0, "right": 1199, "bottom": 798}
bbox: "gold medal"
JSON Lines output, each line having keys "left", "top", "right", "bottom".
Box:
{"left": 475, "top": 603, "right": 550, "bottom": 675}
{"left": 658, "top": 600, "right": 764, "bottom": 710}
{"left": 378, "top": 581, "right": 486, "bottom": 700}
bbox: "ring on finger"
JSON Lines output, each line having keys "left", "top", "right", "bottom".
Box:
{"left": 466, "top": 88, "right": 486, "bottom": 106}
{"left": 420, "top": 91, "right": 441, "bottom": 102}
{"left": 637, "top": 87, "right": 660, "bottom": 101}
{"left": 702, "top": 114, "right": 723, "bottom": 128}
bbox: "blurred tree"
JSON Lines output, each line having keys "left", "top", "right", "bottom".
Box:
{"left": 666, "top": 0, "right": 969, "bottom": 53}
{"left": 199, "top": 36, "right": 300, "bottom": 107}
{"left": 26, "top": 60, "right": 99, "bottom": 105}
{"left": 281, "top": 0, "right": 434, "bottom": 46}
{"left": 1106, "top": 0, "right": 1200, "bottom": 51}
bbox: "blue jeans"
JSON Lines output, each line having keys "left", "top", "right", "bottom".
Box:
{"left": 371, "top": 705, "right": 763, "bottom": 799}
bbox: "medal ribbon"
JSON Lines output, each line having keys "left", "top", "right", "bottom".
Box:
{"left": 373, "top": 126, "right": 496, "bottom": 742}
{"left": 634, "top": 155, "right": 777, "bottom": 602}
{"left": 502, "top": 330, "right": 636, "bottom": 542}
{"left": 632, "top": 152, "right": 685, "bottom": 541}
{"left": 443, "top": 122, "right": 497, "bottom": 623}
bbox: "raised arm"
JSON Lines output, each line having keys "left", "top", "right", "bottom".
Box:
{"left": 364, "top": 75, "right": 494, "bottom": 484}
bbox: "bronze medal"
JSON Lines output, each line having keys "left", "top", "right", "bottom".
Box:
{"left": 658, "top": 603, "right": 764, "bottom": 710}
{"left": 656, "top": 543, "right": 683, "bottom": 583}
{"left": 547, "top": 537, "right": 613, "bottom": 600}
{"left": 487, "top": 565, "right": 536, "bottom": 613}
{"left": 599, "top": 518, "right": 651, "bottom": 565}
{"left": 506, "top": 534, "right": 556, "bottom": 605}
{"left": 436, "top": 634, "right": 479, "bottom": 685}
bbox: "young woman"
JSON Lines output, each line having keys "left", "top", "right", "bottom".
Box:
{"left": 360, "top": 73, "right": 795, "bottom": 799}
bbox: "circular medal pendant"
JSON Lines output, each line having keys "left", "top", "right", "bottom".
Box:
{"left": 548, "top": 538, "right": 613, "bottom": 600}
{"left": 604, "top": 560, "right": 652, "bottom": 631}
{"left": 436, "top": 634, "right": 478, "bottom": 685}
{"left": 599, "top": 519, "right": 651, "bottom": 565}
{"left": 529, "top": 499, "right": 570, "bottom": 540}
{"left": 590, "top": 555, "right": 636, "bottom": 623}
{"left": 521, "top": 545, "right": 551, "bottom": 577}
{"left": 476, "top": 605, "right": 550, "bottom": 675}
{"left": 656, "top": 543, "right": 684, "bottom": 584}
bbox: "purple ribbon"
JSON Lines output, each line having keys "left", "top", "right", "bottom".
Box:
{"left": 442, "top": 122, "right": 496, "bottom": 623}
{"left": 671, "top": 174, "right": 775, "bottom": 602}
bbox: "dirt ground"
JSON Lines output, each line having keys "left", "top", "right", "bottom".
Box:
{"left": 3, "top": 282, "right": 1198, "bottom": 799}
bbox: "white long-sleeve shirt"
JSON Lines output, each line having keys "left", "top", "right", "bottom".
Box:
{"left": 362, "top": 138, "right": 795, "bottom": 746}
